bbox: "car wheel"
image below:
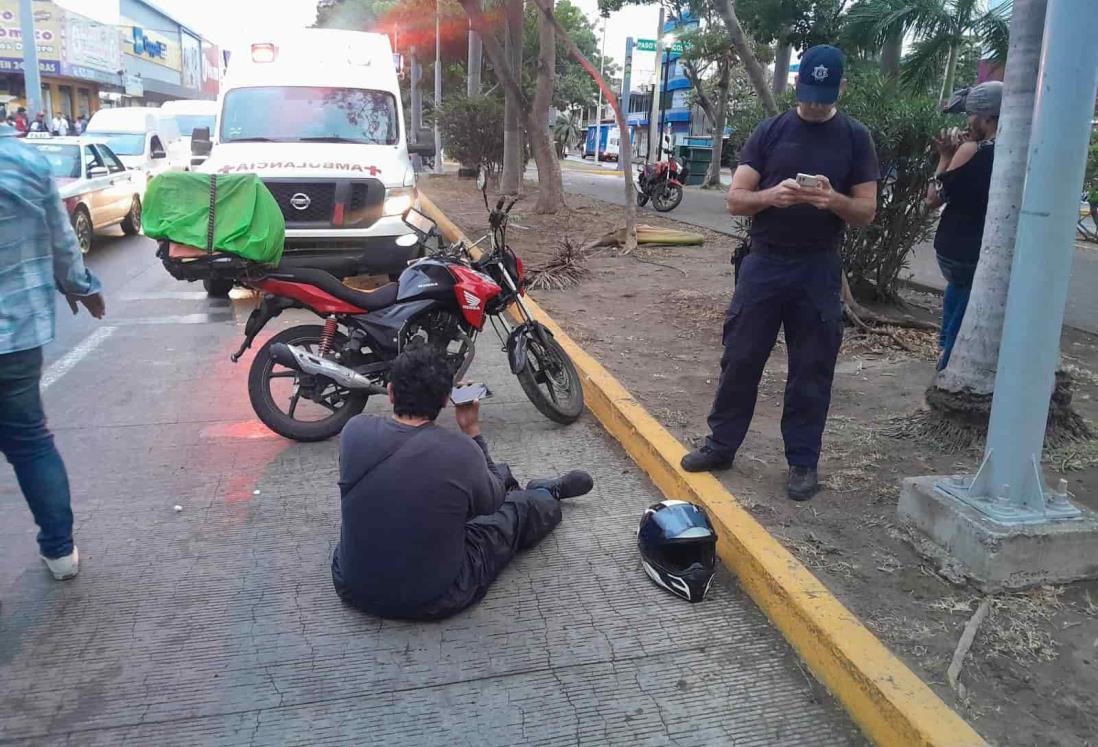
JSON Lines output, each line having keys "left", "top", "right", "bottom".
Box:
{"left": 72, "top": 208, "right": 93, "bottom": 254}
{"left": 121, "top": 196, "right": 142, "bottom": 235}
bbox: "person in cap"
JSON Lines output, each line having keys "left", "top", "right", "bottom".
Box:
{"left": 681, "top": 44, "right": 879, "bottom": 502}
{"left": 29, "top": 112, "right": 47, "bottom": 133}
{"left": 926, "top": 81, "right": 1002, "bottom": 371}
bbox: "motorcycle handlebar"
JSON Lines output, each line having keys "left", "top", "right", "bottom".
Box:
{"left": 495, "top": 196, "right": 506, "bottom": 211}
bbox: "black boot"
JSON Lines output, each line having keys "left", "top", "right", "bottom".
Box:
{"left": 787, "top": 466, "right": 819, "bottom": 502}
{"left": 680, "top": 445, "right": 734, "bottom": 473}
{"left": 527, "top": 470, "right": 594, "bottom": 500}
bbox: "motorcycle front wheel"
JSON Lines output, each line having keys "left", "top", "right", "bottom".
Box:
{"left": 248, "top": 324, "right": 368, "bottom": 441}
{"left": 636, "top": 190, "right": 649, "bottom": 207}
{"left": 516, "top": 334, "right": 584, "bottom": 424}
{"left": 653, "top": 183, "right": 684, "bottom": 212}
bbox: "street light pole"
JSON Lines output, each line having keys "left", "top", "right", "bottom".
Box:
{"left": 19, "top": 0, "right": 42, "bottom": 117}
{"left": 936, "top": 0, "right": 1098, "bottom": 524}
{"left": 434, "top": 1, "right": 443, "bottom": 174}
{"left": 646, "top": 7, "right": 665, "bottom": 163}
{"left": 593, "top": 14, "right": 607, "bottom": 164}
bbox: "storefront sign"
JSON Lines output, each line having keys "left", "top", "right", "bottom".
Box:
{"left": 201, "top": 41, "right": 220, "bottom": 96}
{"left": 124, "top": 71, "right": 143, "bottom": 97}
{"left": 123, "top": 19, "right": 180, "bottom": 70}
{"left": 61, "top": 9, "right": 120, "bottom": 85}
{"left": 0, "top": 0, "right": 61, "bottom": 74}
{"left": 181, "top": 31, "right": 200, "bottom": 90}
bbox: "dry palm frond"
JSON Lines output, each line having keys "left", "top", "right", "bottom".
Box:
{"left": 526, "top": 239, "right": 590, "bottom": 291}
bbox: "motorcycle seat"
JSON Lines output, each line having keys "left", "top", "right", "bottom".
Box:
{"left": 265, "top": 267, "right": 399, "bottom": 312}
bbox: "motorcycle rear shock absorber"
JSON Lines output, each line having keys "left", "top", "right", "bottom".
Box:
{"left": 318, "top": 317, "right": 338, "bottom": 356}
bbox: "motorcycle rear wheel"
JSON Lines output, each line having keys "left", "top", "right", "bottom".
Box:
{"left": 516, "top": 334, "right": 584, "bottom": 424}
{"left": 653, "top": 183, "right": 683, "bottom": 212}
{"left": 248, "top": 324, "right": 368, "bottom": 442}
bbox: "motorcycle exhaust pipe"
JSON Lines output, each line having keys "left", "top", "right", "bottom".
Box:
{"left": 269, "top": 343, "right": 388, "bottom": 395}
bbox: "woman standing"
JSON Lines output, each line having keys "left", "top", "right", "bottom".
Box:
{"left": 925, "top": 81, "right": 1002, "bottom": 371}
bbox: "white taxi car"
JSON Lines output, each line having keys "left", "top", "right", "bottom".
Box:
{"left": 25, "top": 134, "right": 143, "bottom": 254}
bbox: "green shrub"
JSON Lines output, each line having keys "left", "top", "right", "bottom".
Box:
{"left": 727, "top": 72, "right": 948, "bottom": 299}
{"left": 436, "top": 95, "right": 506, "bottom": 173}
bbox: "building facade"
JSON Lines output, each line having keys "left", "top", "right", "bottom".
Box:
{"left": 0, "top": 0, "right": 219, "bottom": 120}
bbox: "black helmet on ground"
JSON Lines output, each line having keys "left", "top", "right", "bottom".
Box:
{"left": 637, "top": 500, "right": 717, "bottom": 603}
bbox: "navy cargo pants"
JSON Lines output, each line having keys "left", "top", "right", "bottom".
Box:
{"left": 705, "top": 247, "right": 844, "bottom": 469}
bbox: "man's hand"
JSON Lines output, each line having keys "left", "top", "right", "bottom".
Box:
{"left": 454, "top": 397, "right": 481, "bottom": 439}
{"left": 801, "top": 174, "right": 835, "bottom": 211}
{"left": 66, "top": 292, "right": 106, "bottom": 319}
{"left": 766, "top": 178, "right": 803, "bottom": 209}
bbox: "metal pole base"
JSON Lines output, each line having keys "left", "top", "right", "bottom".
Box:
{"left": 936, "top": 449, "right": 1082, "bottom": 527}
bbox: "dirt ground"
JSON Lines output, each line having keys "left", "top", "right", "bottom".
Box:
{"left": 424, "top": 173, "right": 1098, "bottom": 747}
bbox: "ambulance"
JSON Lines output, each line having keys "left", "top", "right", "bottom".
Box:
{"left": 196, "top": 29, "right": 434, "bottom": 294}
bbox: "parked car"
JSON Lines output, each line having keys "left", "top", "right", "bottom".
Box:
{"left": 85, "top": 107, "right": 186, "bottom": 183}
{"left": 159, "top": 99, "right": 218, "bottom": 170}
{"left": 26, "top": 135, "right": 143, "bottom": 254}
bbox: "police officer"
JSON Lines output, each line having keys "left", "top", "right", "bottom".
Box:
{"left": 681, "top": 45, "right": 879, "bottom": 501}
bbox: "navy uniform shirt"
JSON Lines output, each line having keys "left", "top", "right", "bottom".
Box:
{"left": 738, "top": 109, "right": 880, "bottom": 252}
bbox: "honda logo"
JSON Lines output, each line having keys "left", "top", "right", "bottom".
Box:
{"left": 289, "top": 192, "right": 312, "bottom": 211}
{"left": 462, "top": 290, "right": 481, "bottom": 310}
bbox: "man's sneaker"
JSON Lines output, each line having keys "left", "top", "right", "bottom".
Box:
{"left": 680, "top": 446, "right": 734, "bottom": 473}
{"left": 787, "top": 467, "right": 820, "bottom": 502}
{"left": 527, "top": 470, "right": 594, "bottom": 500}
{"left": 42, "top": 547, "right": 79, "bottom": 580}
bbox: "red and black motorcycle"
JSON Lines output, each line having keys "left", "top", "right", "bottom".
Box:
{"left": 159, "top": 171, "right": 584, "bottom": 441}
{"left": 636, "top": 149, "right": 687, "bottom": 212}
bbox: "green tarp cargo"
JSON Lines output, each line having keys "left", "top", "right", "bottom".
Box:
{"left": 143, "top": 172, "right": 285, "bottom": 266}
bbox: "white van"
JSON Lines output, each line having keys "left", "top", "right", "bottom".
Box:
{"left": 198, "top": 29, "right": 434, "bottom": 283}
{"left": 85, "top": 107, "right": 187, "bottom": 182}
{"left": 159, "top": 99, "right": 218, "bottom": 169}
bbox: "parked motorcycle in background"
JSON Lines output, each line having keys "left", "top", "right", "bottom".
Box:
{"left": 636, "top": 148, "right": 687, "bottom": 212}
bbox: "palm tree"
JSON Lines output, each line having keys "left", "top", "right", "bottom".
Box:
{"left": 552, "top": 112, "right": 581, "bottom": 157}
{"left": 843, "top": 0, "right": 1011, "bottom": 100}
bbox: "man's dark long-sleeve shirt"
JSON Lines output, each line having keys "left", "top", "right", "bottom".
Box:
{"left": 335, "top": 415, "right": 507, "bottom": 615}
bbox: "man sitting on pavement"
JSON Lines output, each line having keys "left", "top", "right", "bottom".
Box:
{"left": 332, "top": 347, "right": 593, "bottom": 620}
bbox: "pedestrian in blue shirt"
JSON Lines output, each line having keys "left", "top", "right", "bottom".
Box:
{"left": 0, "top": 123, "right": 105, "bottom": 580}
{"left": 681, "top": 45, "right": 879, "bottom": 501}
{"left": 925, "top": 81, "right": 1001, "bottom": 371}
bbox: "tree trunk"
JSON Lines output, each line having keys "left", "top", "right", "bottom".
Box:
{"left": 528, "top": 0, "right": 637, "bottom": 251}
{"left": 933, "top": 0, "right": 1048, "bottom": 399}
{"left": 880, "top": 30, "right": 902, "bottom": 79}
{"left": 500, "top": 0, "right": 524, "bottom": 193}
{"left": 683, "top": 61, "right": 716, "bottom": 125}
{"left": 939, "top": 42, "right": 960, "bottom": 104}
{"left": 529, "top": 1, "right": 564, "bottom": 213}
{"left": 704, "top": 57, "right": 731, "bottom": 189}
{"left": 713, "top": 0, "right": 778, "bottom": 117}
{"left": 772, "top": 41, "right": 791, "bottom": 95}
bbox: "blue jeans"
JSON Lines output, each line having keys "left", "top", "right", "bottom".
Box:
{"left": 936, "top": 254, "right": 978, "bottom": 371}
{"left": 0, "top": 346, "right": 74, "bottom": 558}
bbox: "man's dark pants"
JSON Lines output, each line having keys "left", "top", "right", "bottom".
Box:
{"left": 0, "top": 347, "right": 75, "bottom": 559}
{"left": 332, "top": 486, "right": 562, "bottom": 621}
{"left": 706, "top": 248, "right": 844, "bottom": 469}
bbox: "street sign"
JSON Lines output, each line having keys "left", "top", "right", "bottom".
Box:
{"left": 634, "top": 38, "right": 686, "bottom": 54}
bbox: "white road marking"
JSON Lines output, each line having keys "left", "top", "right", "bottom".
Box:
{"left": 41, "top": 326, "right": 116, "bottom": 391}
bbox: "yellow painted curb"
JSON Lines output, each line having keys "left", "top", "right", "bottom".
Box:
{"left": 418, "top": 191, "right": 986, "bottom": 747}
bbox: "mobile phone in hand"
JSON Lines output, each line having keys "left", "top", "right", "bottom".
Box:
{"left": 795, "top": 173, "right": 820, "bottom": 189}
{"left": 451, "top": 382, "right": 492, "bottom": 405}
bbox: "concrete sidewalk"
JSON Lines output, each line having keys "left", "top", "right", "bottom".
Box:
{"left": 0, "top": 240, "right": 861, "bottom": 745}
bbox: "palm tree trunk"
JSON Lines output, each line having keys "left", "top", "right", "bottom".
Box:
{"left": 713, "top": 0, "right": 779, "bottom": 117}
{"left": 530, "top": 1, "right": 564, "bottom": 213}
{"left": 771, "top": 42, "right": 791, "bottom": 95}
{"left": 500, "top": 0, "right": 524, "bottom": 194}
{"left": 939, "top": 42, "right": 960, "bottom": 104}
{"left": 528, "top": 0, "right": 638, "bottom": 251}
{"left": 705, "top": 56, "right": 731, "bottom": 189}
{"left": 933, "top": 0, "right": 1048, "bottom": 400}
{"left": 880, "top": 30, "right": 902, "bottom": 79}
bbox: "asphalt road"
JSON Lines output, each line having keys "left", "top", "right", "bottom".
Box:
{"left": 554, "top": 165, "right": 1098, "bottom": 334}
{"left": 2, "top": 232, "right": 860, "bottom": 743}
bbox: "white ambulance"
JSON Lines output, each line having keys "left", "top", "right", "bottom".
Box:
{"left": 196, "top": 29, "right": 434, "bottom": 294}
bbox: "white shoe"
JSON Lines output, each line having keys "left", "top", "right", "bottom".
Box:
{"left": 42, "top": 546, "right": 79, "bottom": 580}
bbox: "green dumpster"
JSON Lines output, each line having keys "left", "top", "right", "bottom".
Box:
{"left": 676, "top": 145, "right": 712, "bottom": 186}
